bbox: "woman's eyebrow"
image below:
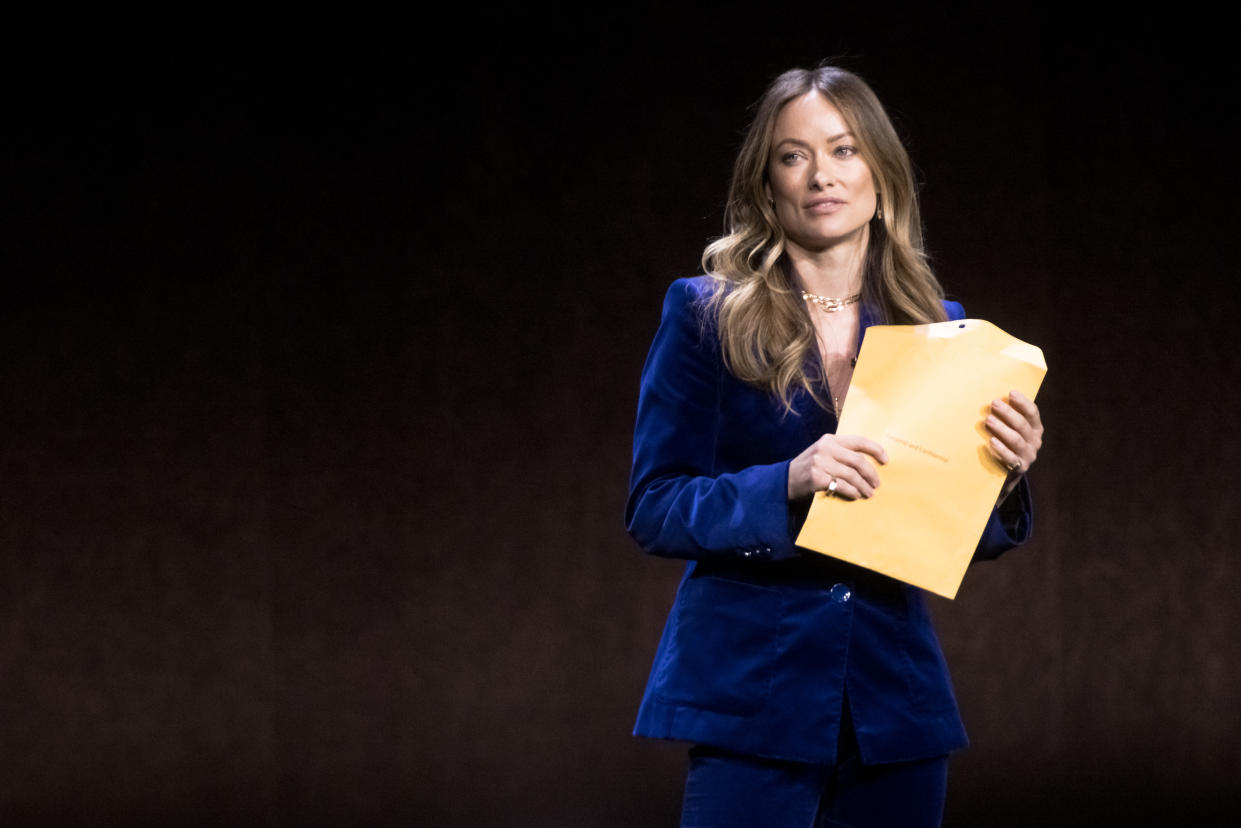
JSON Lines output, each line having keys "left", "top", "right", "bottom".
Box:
{"left": 774, "top": 132, "right": 854, "bottom": 147}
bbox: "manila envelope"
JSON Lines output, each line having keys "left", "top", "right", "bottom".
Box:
{"left": 795, "top": 319, "right": 1046, "bottom": 599}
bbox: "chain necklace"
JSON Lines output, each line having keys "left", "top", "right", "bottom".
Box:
{"left": 831, "top": 363, "right": 857, "bottom": 419}
{"left": 802, "top": 288, "right": 861, "bottom": 417}
{"left": 802, "top": 290, "right": 862, "bottom": 313}
{"left": 831, "top": 356, "right": 859, "bottom": 419}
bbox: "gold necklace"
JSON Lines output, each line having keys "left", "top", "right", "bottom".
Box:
{"left": 826, "top": 351, "right": 859, "bottom": 419}
{"left": 802, "top": 290, "right": 862, "bottom": 312}
{"left": 831, "top": 364, "right": 856, "bottom": 419}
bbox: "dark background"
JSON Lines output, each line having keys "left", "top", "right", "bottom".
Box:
{"left": 3, "top": 9, "right": 1239, "bottom": 826}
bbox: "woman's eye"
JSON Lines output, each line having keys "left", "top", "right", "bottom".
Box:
{"left": 781, "top": 152, "right": 803, "bottom": 165}
{"left": 834, "top": 145, "right": 858, "bottom": 158}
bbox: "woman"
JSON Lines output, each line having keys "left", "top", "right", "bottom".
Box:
{"left": 625, "top": 65, "right": 1044, "bottom": 827}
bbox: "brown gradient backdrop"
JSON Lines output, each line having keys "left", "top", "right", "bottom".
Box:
{"left": 3, "top": 11, "right": 1238, "bottom": 827}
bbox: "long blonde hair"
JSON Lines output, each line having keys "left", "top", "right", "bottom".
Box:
{"left": 702, "top": 65, "right": 947, "bottom": 412}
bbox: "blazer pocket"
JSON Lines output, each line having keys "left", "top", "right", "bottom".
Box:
{"left": 655, "top": 575, "right": 783, "bottom": 716}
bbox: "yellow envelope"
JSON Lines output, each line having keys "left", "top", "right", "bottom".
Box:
{"left": 795, "top": 319, "right": 1047, "bottom": 599}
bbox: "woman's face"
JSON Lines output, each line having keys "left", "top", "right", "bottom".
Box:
{"left": 765, "top": 91, "right": 877, "bottom": 256}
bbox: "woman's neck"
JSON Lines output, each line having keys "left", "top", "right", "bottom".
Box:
{"left": 785, "top": 231, "right": 868, "bottom": 297}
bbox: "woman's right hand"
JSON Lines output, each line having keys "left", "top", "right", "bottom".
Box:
{"left": 787, "top": 434, "right": 889, "bottom": 501}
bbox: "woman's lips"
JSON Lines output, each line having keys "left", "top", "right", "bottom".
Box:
{"left": 804, "top": 198, "right": 845, "bottom": 214}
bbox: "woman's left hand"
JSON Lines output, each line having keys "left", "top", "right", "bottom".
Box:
{"left": 985, "top": 390, "right": 1043, "bottom": 502}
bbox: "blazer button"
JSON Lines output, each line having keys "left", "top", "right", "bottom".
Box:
{"left": 829, "top": 583, "right": 852, "bottom": 604}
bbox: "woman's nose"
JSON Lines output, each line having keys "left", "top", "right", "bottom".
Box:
{"left": 810, "top": 163, "right": 834, "bottom": 189}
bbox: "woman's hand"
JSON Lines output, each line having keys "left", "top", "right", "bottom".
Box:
{"left": 985, "top": 390, "right": 1044, "bottom": 501}
{"left": 788, "top": 434, "right": 889, "bottom": 501}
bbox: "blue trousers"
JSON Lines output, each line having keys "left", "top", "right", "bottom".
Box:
{"left": 679, "top": 710, "right": 949, "bottom": 828}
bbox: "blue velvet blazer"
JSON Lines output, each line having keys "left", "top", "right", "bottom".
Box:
{"left": 626, "top": 276, "right": 1032, "bottom": 765}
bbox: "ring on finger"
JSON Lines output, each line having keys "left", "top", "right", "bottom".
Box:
{"left": 1006, "top": 459, "right": 1023, "bottom": 473}
{"left": 827, "top": 477, "right": 839, "bottom": 495}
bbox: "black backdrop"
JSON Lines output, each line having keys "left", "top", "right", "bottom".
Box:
{"left": 4, "top": 9, "right": 1239, "bottom": 826}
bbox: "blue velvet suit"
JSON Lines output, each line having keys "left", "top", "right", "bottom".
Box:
{"left": 626, "top": 276, "right": 1032, "bottom": 766}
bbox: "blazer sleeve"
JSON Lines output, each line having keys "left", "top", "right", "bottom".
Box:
{"left": 625, "top": 278, "right": 800, "bottom": 562}
{"left": 942, "top": 300, "right": 1036, "bottom": 562}
{"left": 973, "top": 476, "right": 1033, "bottom": 561}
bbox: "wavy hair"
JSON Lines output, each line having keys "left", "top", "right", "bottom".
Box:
{"left": 702, "top": 65, "right": 947, "bottom": 412}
